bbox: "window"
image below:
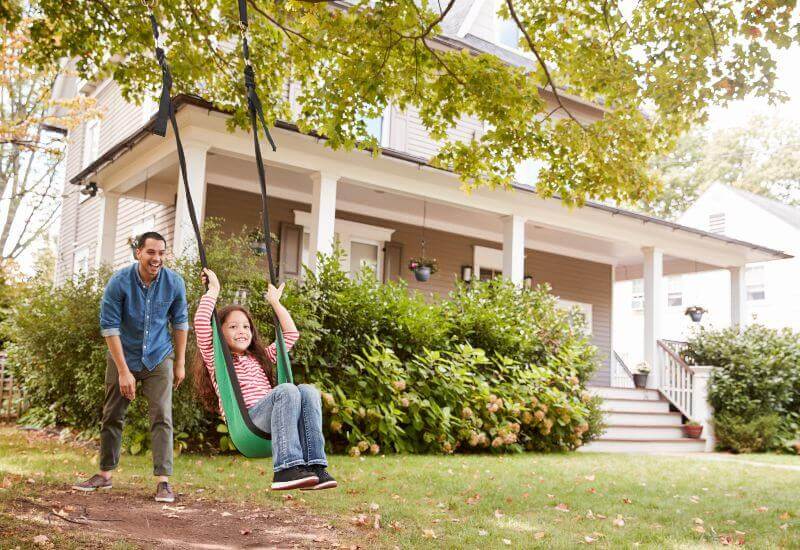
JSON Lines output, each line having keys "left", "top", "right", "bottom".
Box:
{"left": 293, "top": 211, "right": 395, "bottom": 281}
{"left": 349, "top": 240, "right": 380, "bottom": 277}
{"left": 82, "top": 119, "right": 100, "bottom": 169}
{"left": 631, "top": 279, "right": 644, "bottom": 310}
{"left": 73, "top": 246, "right": 90, "bottom": 279}
{"left": 746, "top": 265, "right": 766, "bottom": 301}
{"left": 667, "top": 275, "right": 683, "bottom": 307}
{"left": 496, "top": 13, "right": 521, "bottom": 49}
{"left": 708, "top": 213, "right": 726, "bottom": 234}
{"left": 358, "top": 105, "right": 391, "bottom": 146}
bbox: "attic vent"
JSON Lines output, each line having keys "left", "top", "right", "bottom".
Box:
{"left": 708, "top": 213, "right": 726, "bottom": 234}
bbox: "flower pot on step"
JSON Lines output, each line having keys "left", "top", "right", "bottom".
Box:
{"left": 632, "top": 373, "right": 648, "bottom": 388}
{"left": 683, "top": 424, "right": 703, "bottom": 439}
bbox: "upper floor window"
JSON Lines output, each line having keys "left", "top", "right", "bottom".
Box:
{"left": 496, "top": 13, "right": 521, "bottom": 50}
{"left": 631, "top": 278, "right": 644, "bottom": 310}
{"left": 358, "top": 105, "right": 391, "bottom": 147}
{"left": 746, "top": 265, "right": 766, "bottom": 301}
{"left": 82, "top": 118, "right": 100, "bottom": 169}
{"left": 708, "top": 212, "right": 726, "bottom": 234}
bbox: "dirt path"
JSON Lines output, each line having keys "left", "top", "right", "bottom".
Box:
{"left": 4, "top": 483, "right": 350, "bottom": 549}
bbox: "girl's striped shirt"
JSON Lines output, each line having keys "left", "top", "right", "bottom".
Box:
{"left": 194, "top": 294, "right": 299, "bottom": 414}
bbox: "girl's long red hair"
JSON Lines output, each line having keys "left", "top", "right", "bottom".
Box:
{"left": 193, "top": 304, "right": 276, "bottom": 413}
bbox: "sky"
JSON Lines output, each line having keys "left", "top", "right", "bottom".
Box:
{"left": 707, "top": 44, "right": 800, "bottom": 129}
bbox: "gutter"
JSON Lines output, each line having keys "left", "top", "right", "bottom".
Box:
{"left": 70, "top": 94, "right": 791, "bottom": 261}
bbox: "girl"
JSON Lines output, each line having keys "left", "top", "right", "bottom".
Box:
{"left": 193, "top": 268, "right": 336, "bottom": 491}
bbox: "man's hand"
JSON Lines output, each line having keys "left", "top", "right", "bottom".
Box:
{"left": 119, "top": 369, "right": 136, "bottom": 401}
{"left": 173, "top": 360, "right": 186, "bottom": 389}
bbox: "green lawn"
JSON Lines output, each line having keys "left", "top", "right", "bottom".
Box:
{"left": 1, "top": 426, "right": 799, "bottom": 549}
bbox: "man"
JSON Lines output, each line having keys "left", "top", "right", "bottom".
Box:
{"left": 73, "top": 232, "right": 189, "bottom": 503}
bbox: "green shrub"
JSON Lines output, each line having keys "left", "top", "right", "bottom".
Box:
{"left": 5, "top": 222, "right": 602, "bottom": 455}
{"left": 686, "top": 325, "right": 800, "bottom": 452}
{"left": 2, "top": 268, "right": 213, "bottom": 453}
{"left": 713, "top": 413, "right": 782, "bottom": 454}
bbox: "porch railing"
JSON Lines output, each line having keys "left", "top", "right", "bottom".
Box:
{"left": 611, "top": 351, "right": 636, "bottom": 388}
{"left": 657, "top": 339, "right": 693, "bottom": 418}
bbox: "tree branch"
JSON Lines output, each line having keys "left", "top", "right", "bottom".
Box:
{"left": 505, "top": 0, "right": 585, "bottom": 129}
{"left": 694, "top": 0, "right": 719, "bottom": 55}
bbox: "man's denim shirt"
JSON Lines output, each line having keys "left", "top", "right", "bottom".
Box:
{"left": 100, "top": 264, "right": 189, "bottom": 372}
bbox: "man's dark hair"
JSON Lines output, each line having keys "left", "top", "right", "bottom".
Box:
{"left": 135, "top": 231, "right": 167, "bottom": 250}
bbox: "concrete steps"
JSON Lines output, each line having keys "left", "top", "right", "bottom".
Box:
{"left": 581, "top": 386, "right": 706, "bottom": 454}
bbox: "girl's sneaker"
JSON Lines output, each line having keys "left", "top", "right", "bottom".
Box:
{"left": 301, "top": 465, "right": 338, "bottom": 490}
{"left": 271, "top": 467, "right": 319, "bottom": 491}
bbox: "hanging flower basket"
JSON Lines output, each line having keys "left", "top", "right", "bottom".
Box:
{"left": 684, "top": 306, "right": 707, "bottom": 322}
{"left": 408, "top": 257, "right": 438, "bottom": 282}
{"left": 247, "top": 229, "right": 272, "bottom": 256}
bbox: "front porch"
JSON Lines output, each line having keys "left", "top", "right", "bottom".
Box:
{"left": 76, "top": 99, "right": 787, "bottom": 404}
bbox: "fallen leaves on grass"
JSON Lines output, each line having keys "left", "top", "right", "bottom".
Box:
{"left": 478, "top": 530, "right": 488, "bottom": 536}
{"left": 555, "top": 503, "right": 570, "bottom": 512}
{"left": 613, "top": 516, "right": 625, "bottom": 528}
{"left": 502, "top": 539, "right": 511, "bottom": 545}
{"left": 756, "top": 506, "right": 769, "bottom": 513}
{"left": 622, "top": 498, "right": 632, "bottom": 505}
{"left": 534, "top": 531, "right": 546, "bottom": 540}
{"left": 422, "top": 529, "right": 437, "bottom": 539}
{"left": 584, "top": 475, "right": 595, "bottom": 482}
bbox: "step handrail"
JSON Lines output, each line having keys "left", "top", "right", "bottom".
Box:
{"left": 611, "top": 351, "right": 636, "bottom": 388}
{"left": 656, "top": 339, "right": 693, "bottom": 418}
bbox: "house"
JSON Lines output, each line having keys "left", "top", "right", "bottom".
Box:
{"left": 615, "top": 183, "right": 800, "bottom": 366}
{"left": 50, "top": 1, "right": 789, "bottom": 452}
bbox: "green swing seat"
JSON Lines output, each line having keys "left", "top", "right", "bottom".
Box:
{"left": 145, "top": 0, "right": 293, "bottom": 458}
{"left": 211, "top": 320, "right": 293, "bottom": 458}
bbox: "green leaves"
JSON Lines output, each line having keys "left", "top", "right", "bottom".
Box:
{"left": 12, "top": 0, "right": 796, "bottom": 204}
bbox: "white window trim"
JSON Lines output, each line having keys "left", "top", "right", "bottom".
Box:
{"left": 473, "top": 245, "right": 503, "bottom": 276}
{"left": 293, "top": 211, "right": 394, "bottom": 279}
{"left": 557, "top": 299, "right": 593, "bottom": 335}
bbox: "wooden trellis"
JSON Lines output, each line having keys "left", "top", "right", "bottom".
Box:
{"left": 0, "top": 352, "right": 26, "bottom": 420}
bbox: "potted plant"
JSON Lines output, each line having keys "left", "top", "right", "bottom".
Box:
{"left": 683, "top": 420, "right": 703, "bottom": 439}
{"left": 633, "top": 362, "right": 650, "bottom": 388}
{"left": 684, "top": 305, "right": 707, "bottom": 322}
{"left": 408, "top": 257, "right": 438, "bottom": 282}
{"left": 248, "top": 229, "right": 269, "bottom": 255}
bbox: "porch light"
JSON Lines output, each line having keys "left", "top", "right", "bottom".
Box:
{"left": 80, "top": 182, "right": 98, "bottom": 197}
{"left": 461, "top": 265, "right": 472, "bottom": 282}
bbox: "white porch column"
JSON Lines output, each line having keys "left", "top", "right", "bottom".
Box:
{"left": 728, "top": 266, "right": 747, "bottom": 327}
{"left": 309, "top": 172, "right": 338, "bottom": 273}
{"left": 502, "top": 215, "right": 526, "bottom": 285}
{"left": 643, "top": 247, "right": 664, "bottom": 389}
{"left": 690, "top": 366, "right": 716, "bottom": 452}
{"left": 172, "top": 141, "right": 209, "bottom": 259}
{"left": 94, "top": 191, "right": 120, "bottom": 268}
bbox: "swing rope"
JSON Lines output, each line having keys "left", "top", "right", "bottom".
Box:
{"left": 142, "top": 1, "right": 294, "bottom": 456}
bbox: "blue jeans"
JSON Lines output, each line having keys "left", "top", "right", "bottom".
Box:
{"left": 248, "top": 383, "right": 328, "bottom": 472}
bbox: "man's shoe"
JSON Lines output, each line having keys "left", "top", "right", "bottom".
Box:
{"left": 300, "top": 466, "right": 338, "bottom": 491}
{"left": 271, "top": 467, "right": 319, "bottom": 491}
{"left": 72, "top": 474, "right": 112, "bottom": 492}
{"left": 155, "top": 481, "right": 175, "bottom": 503}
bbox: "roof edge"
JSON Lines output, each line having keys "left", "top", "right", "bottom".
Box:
{"left": 70, "top": 94, "right": 790, "bottom": 261}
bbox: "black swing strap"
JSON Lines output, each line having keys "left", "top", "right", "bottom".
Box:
{"left": 144, "top": 2, "right": 271, "bottom": 440}
{"left": 236, "top": 0, "right": 280, "bottom": 288}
